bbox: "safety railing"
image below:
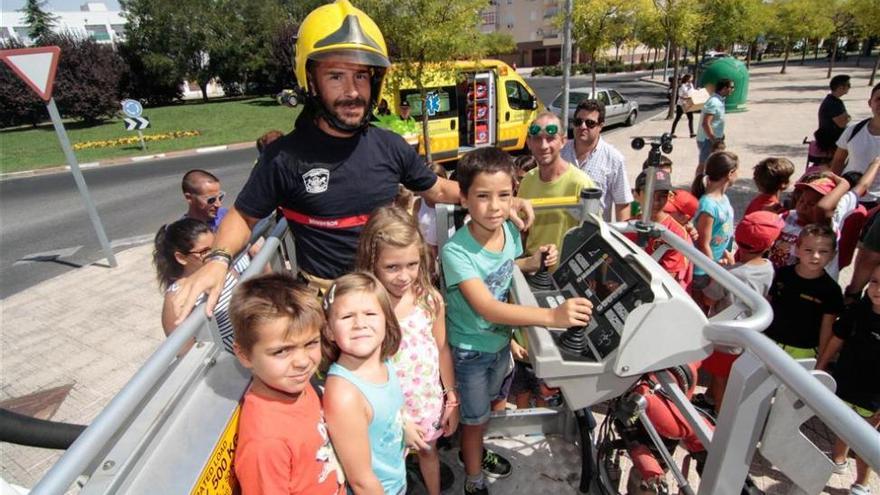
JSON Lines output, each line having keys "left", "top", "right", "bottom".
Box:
{"left": 30, "top": 217, "right": 291, "bottom": 495}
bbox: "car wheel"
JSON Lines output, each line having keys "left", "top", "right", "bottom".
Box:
{"left": 625, "top": 111, "right": 637, "bottom": 126}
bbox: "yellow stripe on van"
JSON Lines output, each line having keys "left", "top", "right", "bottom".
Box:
{"left": 191, "top": 406, "right": 240, "bottom": 495}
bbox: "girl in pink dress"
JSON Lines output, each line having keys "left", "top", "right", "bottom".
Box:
{"left": 357, "top": 205, "right": 459, "bottom": 495}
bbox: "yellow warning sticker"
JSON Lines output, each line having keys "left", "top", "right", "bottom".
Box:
{"left": 191, "top": 406, "right": 240, "bottom": 495}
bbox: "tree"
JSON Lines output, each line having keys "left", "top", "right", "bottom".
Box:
{"left": 359, "top": 0, "right": 490, "bottom": 161}
{"left": 824, "top": 0, "right": 856, "bottom": 78}
{"left": 650, "top": 0, "right": 701, "bottom": 118}
{"left": 19, "top": 0, "right": 57, "bottom": 44}
{"left": 0, "top": 38, "right": 46, "bottom": 127}
{"left": 767, "top": 0, "right": 832, "bottom": 74}
{"left": 566, "top": 0, "right": 633, "bottom": 93}
{"left": 480, "top": 32, "right": 516, "bottom": 57}
{"left": 849, "top": 0, "right": 880, "bottom": 84}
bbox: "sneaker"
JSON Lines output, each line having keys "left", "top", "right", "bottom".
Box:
{"left": 463, "top": 480, "right": 489, "bottom": 495}
{"left": 458, "top": 448, "right": 512, "bottom": 479}
{"left": 850, "top": 484, "right": 872, "bottom": 495}
{"left": 832, "top": 459, "right": 848, "bottom": 475}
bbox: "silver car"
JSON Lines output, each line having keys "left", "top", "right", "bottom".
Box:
{"left": 548, "top": 87, "right": 639, "bottom": 130}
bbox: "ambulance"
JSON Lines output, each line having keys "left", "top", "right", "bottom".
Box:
{"left": 376, "top": 59, "right": 544, "bottom": 163}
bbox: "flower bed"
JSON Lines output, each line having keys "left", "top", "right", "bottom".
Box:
{"left": 73, "top": 130, "right": 201, "bottom": 150}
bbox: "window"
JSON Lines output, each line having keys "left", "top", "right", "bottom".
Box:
{"left": 610, "top": 90, "right": 624, "bottom": 105}
{"left": 505, "top": 80, "right": 534, "bottom": 110}
{"left": 597, "top": 91, "right": 610, "bottom": 106}
{"left": 400, "top": 85, "right": 458, "bottom": 119}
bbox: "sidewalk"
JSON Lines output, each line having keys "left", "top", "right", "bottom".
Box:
{"left": 1, "top": 63, "right": 878, "bottom": 493}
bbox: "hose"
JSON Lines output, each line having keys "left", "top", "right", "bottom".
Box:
{"left": 0, "top": 408, "right": 85, "bottom": 450}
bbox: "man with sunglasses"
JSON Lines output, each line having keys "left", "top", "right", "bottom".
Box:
{"left": 560, "top": 99, "right": 632, "bottom": 221}
{"left": 182, "top": 169, "right": 227, "bottom": 232}
{"left": 519, "top": 111, "right": 596, "bottom": 257}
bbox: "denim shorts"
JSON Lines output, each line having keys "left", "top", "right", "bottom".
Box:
{"left": 453, "top": 345, "right": 512, "bottom": 425}
{"left": 697, "top": 138, "right": 718, "bottom": 165}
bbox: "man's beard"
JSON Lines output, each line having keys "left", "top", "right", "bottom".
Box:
{"left": 330, "top": 97, "right": 368, "bottom": 127}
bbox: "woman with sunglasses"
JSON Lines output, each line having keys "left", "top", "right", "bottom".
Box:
{"left": 153, "top": 218, "right": 239, "bottom": 355}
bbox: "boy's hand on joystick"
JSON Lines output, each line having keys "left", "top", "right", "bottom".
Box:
{"left": 525, "top": 244, "right": 558, "bottom": 274}
{"left": 550, "top": 297, "right": 593, "bottom": 329}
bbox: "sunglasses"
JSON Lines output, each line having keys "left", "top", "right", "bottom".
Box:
{"left": 187, "top": 246, "right": 212, "bottom": 259}
{"left": 573, "top": 117, "right": 601, "bottom": 129}
{"left": 528, "top": 123, "right": 559, "bottom": 137}
{"left": 198, "top": 191, "right": 226, "bottom": 205}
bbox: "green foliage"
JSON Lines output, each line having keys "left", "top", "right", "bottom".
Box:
{"left": 19, "top": 0, "right": 57, "bottom": 44}
{"left": 480, "top": 32, "right": 516, "bottom": 56}
{"left": 849, "top": 0, "right": 880, "bottom": 37}
{"left": 0, "top": 38, "right": 46, "bottom": 127}
{"left": 767, "top": 0, "right": 833, "bottom": 46}
{"left": 700, "top": 0, "right": 769, "bottom": 47}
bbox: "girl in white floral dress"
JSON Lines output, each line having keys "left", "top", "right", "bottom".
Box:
{"left": 357, "top": 205, "right": 459, "bottom": 495}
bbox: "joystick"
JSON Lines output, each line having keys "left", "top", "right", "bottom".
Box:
{"left": 559, "top": 324, "right": 589, "bottom": 355}
{"left": 526, "top": 250, "right": 555, "bottom": 291}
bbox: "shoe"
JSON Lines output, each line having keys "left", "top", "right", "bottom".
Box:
{"left": 850, "top": 484, "right": 872, "bottom": 495}
{"left": 463, "top": 480, "right": 489, "bottom": 495}
{"left": 690, "top": 133, "right": 697, "bottom": 138}
{"left": 671, "top": 134, "right": 678, "bottom": 138}
{"left": 832, "top": 459, "right": 848, "bottom": 475}
{"left": 457, "top": 448, "right": 512, "bottom": 479}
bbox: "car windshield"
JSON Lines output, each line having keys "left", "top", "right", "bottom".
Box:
{"left": 552, "top": 91, "right": 592, "bottom": 108}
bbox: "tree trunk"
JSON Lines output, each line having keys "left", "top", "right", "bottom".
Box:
{"left": 870, "top": 52, "right": 879, "bottom": 86}
{"left": 651, "top": 47, "right": 659, "bottom": 78}
{"left": 781, "top": 42, "right": 790, "bottom": 74}
{"left": 814, "top": 39, "right": 820, "bottom": 60}
{"left": 591, "top": 55, "right": 598, "bottom": 94}
{"left": 746, "top": 41, "right": 753, "bottom": 68}
{"left": 800, "top": 38, "right": 807, "bottom": 65}
{"left": 615, "top": 44, "right": 621, "bottom": 62}
{"left": 828, "top": 37, "right": 837, "bottom": 79}
{"left": 855, "top": 38, "right": 862, "bottom": 67}
{"left": 667, "top": 43, "right": 679, "bottom": 120}
{"left": 693, "top": 39, "right": 701, "bottom": 81}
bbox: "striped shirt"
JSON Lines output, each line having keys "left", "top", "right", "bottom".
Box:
{"left": 561, "top": 138, "right": 633, "bottom": 221}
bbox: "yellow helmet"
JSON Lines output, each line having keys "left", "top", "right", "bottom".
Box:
{"left": 294, "top": 0, "right": 390, "bottom": 96}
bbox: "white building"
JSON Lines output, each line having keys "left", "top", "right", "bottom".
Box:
{"left": 0, "top": 2, "right": 126, "bottom": 45}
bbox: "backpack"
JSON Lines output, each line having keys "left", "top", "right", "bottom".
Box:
{"left": 847, "top": 118, "right": 871, "bottom": 144}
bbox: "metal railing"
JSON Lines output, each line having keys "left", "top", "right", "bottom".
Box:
{"left": 30, "top": 218, "right": 289, "bottom": 495}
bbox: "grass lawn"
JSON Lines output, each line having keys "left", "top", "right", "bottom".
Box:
{"left": 0, "top": 96, "right": 301, "bottom": 174}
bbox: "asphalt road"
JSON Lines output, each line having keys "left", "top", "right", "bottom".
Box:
{"left": 0, "top": 72, "right": 667, "bottom": 298}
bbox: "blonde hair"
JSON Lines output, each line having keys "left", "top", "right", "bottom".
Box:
{"left": 321, "top": 272, "right": 402, "bottom": 366}
{"left": 356, "top": 205, "right": 441, "bottom": 312}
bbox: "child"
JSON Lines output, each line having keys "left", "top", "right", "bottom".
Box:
{"left": 632, "top": 156, "right": 674, "bottom": 218}
{"left": 230, "top": 273, "right": 344, "bottom": 495}
{"left": 414, "top": 161, "right": 449, "bottom": 261}
{"left": 817, "top": 264, "right": 880, "bottom": 495}
{"left": 768, "top": 158, "right": 879, "bottom": 278}
{"left": 701, "top": 211, "right": 783, "bottom": 409}
{"left": 765, "top": 224, "right": 844, "bottom": 359}
{"left": 441, "top": 147, "right": 593, "bottom": 495}
{"left": 629, "top": 169, "right": 693, "bottom": 290}
{"left": 745, "top": 157, "right": 795, "bottom": 215}
{"left": 322, "top": 272, "right": 425, "bottom": 495}
{"left": 356, "top": 206, "right": 458, "bottom": 495}
{"left": 663, "top": 189, "right": 700, "bottom": 242}
{"left": 153, "top": 218, "right": 238, "bottom": 353}
{"left": 691, "top": 151, "right": 738, "bottom": 300}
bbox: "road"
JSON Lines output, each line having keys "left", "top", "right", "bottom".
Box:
{"left": 0, "top": 148, "right": 258, "bottom": 298}
{"left": 0, "top": 73, "right": 666, "bottom": 298}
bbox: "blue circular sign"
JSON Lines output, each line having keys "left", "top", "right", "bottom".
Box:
{"left": 121, "top": 99, "right": 143, "bottom": 118}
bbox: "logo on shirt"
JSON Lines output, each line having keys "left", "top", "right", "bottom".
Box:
{"left": 485, "top": 259, "right": 514, "bottom": 302}
{"left": 303, "top": 168, "right": 330, "bottom": 194}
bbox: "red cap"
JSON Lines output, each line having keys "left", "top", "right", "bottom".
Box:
{"left": 794, "top": 177, "right": 834, "bottom": 196}
{"left": 735, "top": 210, "right": 784, "bottom": 253}
{"left": 663, "top": 189, "right": 699, "bottom": 220}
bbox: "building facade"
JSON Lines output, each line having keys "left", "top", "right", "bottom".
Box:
{"left": 0, "top": 2, "right": 125, "bottom": 46}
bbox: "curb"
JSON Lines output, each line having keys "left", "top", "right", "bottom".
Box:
{"left": 0, "top": 141, "right": 254, "bottom": 182}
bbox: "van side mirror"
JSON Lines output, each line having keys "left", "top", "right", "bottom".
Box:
{"left": 530, "top": 98, "right": 538, "bottom": 110}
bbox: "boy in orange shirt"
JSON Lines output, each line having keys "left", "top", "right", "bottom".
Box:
{"left": 230, "top": 273, "right": 344, "bottom": 495}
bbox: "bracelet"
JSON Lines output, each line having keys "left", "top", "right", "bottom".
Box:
{"left": 444, "top": 401, "right": 460, "bottom": 409}
{"left": 205, "top": 248, "right": 233, "bottom": 266}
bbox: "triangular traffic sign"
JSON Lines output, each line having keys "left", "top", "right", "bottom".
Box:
{"left": 0, "top": 46, "right": 61, "bottom": 101}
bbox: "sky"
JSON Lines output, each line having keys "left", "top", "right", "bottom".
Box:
{"left": 4, "top": 0, "right": 122, "bottom": 12}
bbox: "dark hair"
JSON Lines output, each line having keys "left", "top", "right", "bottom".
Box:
{"left": 842, "top": 171, "right": 864, "bottom": 189}
{"left": 691, "top": 151, "right": 739, "bottom": 198}
{"left": 681, "top": 74, "right": 692, "bottom": 84}
{"left": 797, "top": 223, "right": 837, "bottom": 251}
{"left": 753, "top": 157, "right": 795, "bottom": 194}
{"left": 456, "top": 147, "right": 516, "bottom": 195}
{"left": 256, "top": 130, "right": 284, "bottom": 153}
{"left": 230, "top": 273, "right": 325, "bottom": 354}
{"left": 829, "top": 74, "right": 851, "bottom": 92}
{"left": 574, "top": 99, "right": 606, "bottom": 123}
{"left": 321, "top": 272, "right": 402, "bottom": 366}
{"left": 716, "top": 79, "right": 733, "bottom": 92}
{"left": 872, "top": 83, "right": 880, "bottom": 98}
{"left": 153, "top": 218, "right": 212, "bottom": 291}
{"left": 181, "top": 169, "right": 219, "bottom": 194}
{"left": 642, "top": 155, "right": 673, "bottom": 171}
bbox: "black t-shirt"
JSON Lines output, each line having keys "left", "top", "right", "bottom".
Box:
{"left": 815, "top": 94, "right": 847, "bottom": 150}
{"left": 831, "top": 298, "right": 880, "bottom": 411}
{"left": 235, "top": 117, "right": 437, "bottom": 279}
{"left": 765, "top": 265, "right": 843, "bottom": 348}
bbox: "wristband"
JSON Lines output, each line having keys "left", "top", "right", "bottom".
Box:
{"left": 205, "top": 248, "right": 233, "bottom": 266}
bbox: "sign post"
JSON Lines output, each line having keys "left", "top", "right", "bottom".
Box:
{"left": 121, "top": 98, "right": 148, "bottom": 150}
{"left": 1, "top": 46, "right": 117, "bottom": 268}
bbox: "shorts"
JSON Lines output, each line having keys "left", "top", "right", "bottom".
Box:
{"left": 510, "top": 361, "right": 540, "bottom": 397}
{"left": 860, "top": 211, "right": 880, "bottom": 252}
{"left": 697, "top": 138, "right": 715, "bottom": 165}
{"left": 453, "top": 345, "right": 512, "bottom": 425}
